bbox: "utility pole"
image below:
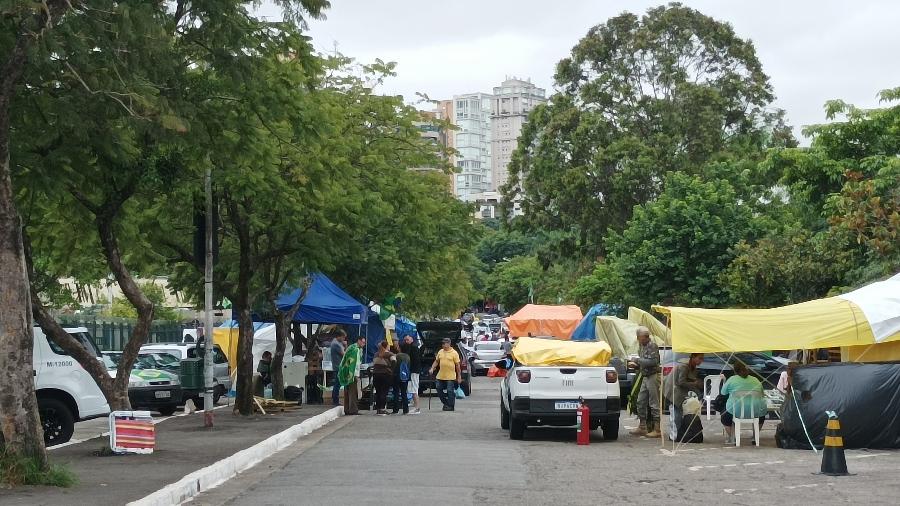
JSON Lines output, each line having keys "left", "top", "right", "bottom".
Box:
{"left": 203, "top": 165, "right": 215, "bottom": 427}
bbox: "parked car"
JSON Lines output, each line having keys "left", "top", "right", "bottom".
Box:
{"left": 105, "top": 351, "right": 181, "bottom": 374}
{"left": 469, "top": 341, "right": 507, "bottom": 375}
{"left": 103, "top": 354, "right": 182, "bottom": 416}
{"left": 34, "top": 326, "right": 110, "bottom": 446}
{"left": 416, "top": 321, "right": 472, "bottom": 396}
{"left": 659, "top": 347, "right": 788, "bottom": 389}
{"left": 499, "top": 349, "right": 621, "bottom": 440}
{"left": 140, "top": 343, "right": 231, "bottom": 402}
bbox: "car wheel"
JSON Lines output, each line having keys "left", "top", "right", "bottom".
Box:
{"left": 500, "top": 398, "right": 510, "bottom": 430}
{"left": 509, "top": 413, "right": 526, "bottom": 440}
{"left": 602, "top": 418, "right": 620, "bottom": 441}
{"left": 462, "top": 381, "right": 471, "bottom": 397}
{"left": 158, "top": 405, "right": 178, "bottom": 416}
{"left": 38, "top": 397, "right": 74, "bottom": 447}
{"left": 213, "top": 385, "right": 225, "bottom": 404}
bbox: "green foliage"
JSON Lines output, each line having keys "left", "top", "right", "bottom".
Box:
{"left": 506, "top": 3, "right": 791, "bottom": 256}
{"left": 0, "top": 449, "right": 76, "bottom": 487}
{"left": 475, "top": 230, "right": 539, "bottom": 268}
{"left": 107, "top": 282, "right": 179, "bottom": 321}
{"left": 580, "top": 173, "right": 756, "bottom": 309}
{"left": 484, "top": 256, "right": 543, "bottom": 312}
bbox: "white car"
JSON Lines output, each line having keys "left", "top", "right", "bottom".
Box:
{"left": 469, "top": 341, "right": 507, "bottom": 375}
{"left": 34, "top": 327, "right": 110, "bottom": 446}
{"left": 499, "top": 358, "right": 621, "bottom": 440}
{"left": 140, "top": 343, "right": 231, "bottom": 400}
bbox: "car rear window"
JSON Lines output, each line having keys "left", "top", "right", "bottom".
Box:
{"left": 475, "top": 342, "right": 502, "bottom": 351}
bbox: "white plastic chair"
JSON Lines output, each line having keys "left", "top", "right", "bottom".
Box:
{"left": 704, "top": 374, "right": 724, "bottom": 420}
{"left": 731, "top": 390, "right": 764, "bottom": 447}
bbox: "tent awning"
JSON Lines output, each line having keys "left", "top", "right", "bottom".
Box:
{"left": 276, "top": 272, "right": 367, "bottom": 325}
{"left": 505, "top": 304, "right": 583, "bottom": 340}
{"left": 655, "top": 274, "right": 900, "bottom": 353}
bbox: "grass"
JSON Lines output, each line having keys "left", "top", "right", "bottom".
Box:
{"left": 0, "top": 449, "right": 77, "bottom": 488}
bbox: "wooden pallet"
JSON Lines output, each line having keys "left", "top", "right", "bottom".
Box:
{"left": 253, "top": 396, "right": 303, "bottom": 414}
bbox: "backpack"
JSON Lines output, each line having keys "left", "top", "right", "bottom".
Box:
{"left": 399, "top": 361, "right": 411, "bottom": 382}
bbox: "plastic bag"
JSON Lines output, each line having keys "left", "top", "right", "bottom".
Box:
{"left": 455, "top": 386, "right": 466, "bottom": 399}
{"left": 682, "top": 391, "right": 702, "bottom": 415}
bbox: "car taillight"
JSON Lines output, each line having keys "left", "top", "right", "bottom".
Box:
{"left": 662, "top": 365, "right": 674, "bottom": 376}
{"left": 516, "top": 370, "right": 531, "bottom": 383}
{"left": 606, "top": 370, "right": 618, "bottom": 383}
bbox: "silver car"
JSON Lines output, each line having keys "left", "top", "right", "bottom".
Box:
{"left": 469, "top": 341, "right": 507, "bottom": 375}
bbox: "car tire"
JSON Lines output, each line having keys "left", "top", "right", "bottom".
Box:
{"left": 509, "top": 413, "right": 526, "bottom": 440}
{"left": 38, "top": 397, "right": 75, "bottom": 447}
{"left": 602, "top": 418, "right": 620, "bottom": 441}
{"left": 462, "top": 381, "right": 471, "bottom": 397}
{"left": 158, "top": 405, "right": 178, "bottom": 416}
{"left": 213, "top": 385, "right": 224, "bottom": 404}
{"left": 500, "top": 399, "right": 510, "bottom": 430}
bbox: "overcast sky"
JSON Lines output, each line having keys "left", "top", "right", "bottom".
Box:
{"left": 260, "top": 0, "right": 900, "bottom": 143}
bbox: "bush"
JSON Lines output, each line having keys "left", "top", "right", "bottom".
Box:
{"left": 0, "top": 450, "right": 77, "bottom": 487}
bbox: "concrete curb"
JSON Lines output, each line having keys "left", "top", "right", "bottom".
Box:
{"left": 127, "top": 406, "right": 343, "bottom": 506}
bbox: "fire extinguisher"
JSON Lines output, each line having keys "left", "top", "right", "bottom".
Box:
{"left": 576, "top": 396, "right": 590, "bottom": 445}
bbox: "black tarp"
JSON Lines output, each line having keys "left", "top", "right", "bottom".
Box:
{"left": 776, "top": 362, "right": 900, "bottom": 449}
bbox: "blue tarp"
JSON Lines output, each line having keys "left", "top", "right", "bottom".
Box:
{"left": 346, "top": 311, "right": 386, "bottom": 363}
{"left": 571, "top": 304, "right": 621, "bottom": 341}
{"left": 276, "top": 273, "right": 368, "bottom": 325}
{"left": 395, "top": 316, "right": 418, "bottom": 343}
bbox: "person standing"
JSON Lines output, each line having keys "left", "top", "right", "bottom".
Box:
{"left": 501, "top": 334, "right": 513, "bottom": 355}
{"left": 371, "top": 341, "right": 395, "bottom": 416}
{"left": 629, "top": 327, "right": 661, "bottom": 437}
{"left": 429, "top": 338, "right": 461, "bottom": 412}
{"left": 257, "top": 351, "right": 273, "bottom": 387}
{"left": 390, "top": 341, "right": 410, "bottom": 414}
{"left": 338, "top": 336, "right": 365, "bottom": 415}
{"left": 663, "top": 353, "right": 704, "bottom": 441}
{"left": 329, "top": 331, "right": 347, "bottom": 406}
{"left": 402, "top": 335, "right": 422, "bottom": 414}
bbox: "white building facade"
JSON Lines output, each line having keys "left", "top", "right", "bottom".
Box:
{"left": 452, "top": 92, "right": 492, "bottom": 201}
{"left": 490, "top": 78, "right": 546, "bottom": 192}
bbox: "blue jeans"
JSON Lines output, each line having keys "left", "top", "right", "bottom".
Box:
{"left": 332, "top": 374, "right": 341, "bottom": 406}
{"left": 437, "top": 380, "right": 456, "bottom": 409}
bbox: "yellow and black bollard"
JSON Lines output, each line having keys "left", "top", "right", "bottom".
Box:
{"left": 819, "top": 411, "right": 852, "bottom": 476}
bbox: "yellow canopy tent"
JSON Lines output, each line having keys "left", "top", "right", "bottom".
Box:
{"left": 653, "top": 273, "right": 900, "bottom": 353}
{"left": 512, "top": 336, "right": 611, "bottom": 367}
{"left": 213, "top": 327, "right": 240, "bottom": 365}
{"left": 594, "top": 315, "right": 669, "bottom": 358}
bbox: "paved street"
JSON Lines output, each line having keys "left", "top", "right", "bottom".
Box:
{"left": 191, "top": 377, "right": 900, "bottom": 505}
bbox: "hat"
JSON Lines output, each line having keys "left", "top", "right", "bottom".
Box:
{"left": 442, "top": 338, "right": 451, "bottom": 344}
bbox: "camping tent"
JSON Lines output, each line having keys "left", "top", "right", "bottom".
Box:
{"left": 505, "top": 304, "right": 584, "bottom": 340}
{"left": 654, "top": 273, "right": 900, "bottom": 353}
{"left": 276, "top": 272, "right": 368, "bottom": 325}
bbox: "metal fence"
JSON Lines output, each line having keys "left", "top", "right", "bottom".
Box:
{"left": 57, "top": 316, "right": 185, "bottom": 351}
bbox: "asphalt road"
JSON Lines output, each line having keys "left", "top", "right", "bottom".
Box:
{"left": 192, "top": 377, "right": 900, "bottom": 506}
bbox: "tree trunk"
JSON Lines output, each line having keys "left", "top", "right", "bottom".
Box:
{"left": 233, "top": 305, "right": 255, "bottom": 415}
{"left": 271, "top": 311, "right": 290, "bottom": 401}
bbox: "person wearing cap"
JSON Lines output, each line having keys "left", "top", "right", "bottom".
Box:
{"left": 429, "top": 338, "right": 461, "bottom": 411}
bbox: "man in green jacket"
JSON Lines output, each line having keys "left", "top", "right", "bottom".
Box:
{"left": 339, "top": 336, "right": 366, "bottom": 415}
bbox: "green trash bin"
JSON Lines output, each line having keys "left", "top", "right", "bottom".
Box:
{"left": 180, "top": 358, "right": 204, "bottom": 391}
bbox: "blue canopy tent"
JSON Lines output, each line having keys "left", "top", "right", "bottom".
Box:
{"left": 346, "top": 311, "right": 386, "bottom": 363}
{"left": 394, "top": 316, "right": 418, "bottom": 343}
{"left": 571, "top": 304, "right": 621, "bottom": 341}
{"left": 276, "top": 272, "right": 367, "bottom": 325}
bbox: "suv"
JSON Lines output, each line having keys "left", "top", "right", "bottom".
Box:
{"left": 500, "top": 355, "right": 621, "bottom": 440}
{"left": 416, "top": 321, "right": 472, "bottom": 396}
{"left": 140, "top": 343, "right": 231, "bottom": 403}
{"left": 34, "top": 327, "right": 110, "bottom": 446}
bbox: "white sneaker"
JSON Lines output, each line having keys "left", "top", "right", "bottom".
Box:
{"left": 410, "top": 408, "right": 421, "bottom": 415}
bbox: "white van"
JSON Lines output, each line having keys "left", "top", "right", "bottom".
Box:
{"left": 33, "top": 327, "right": 110, "bottom": 446}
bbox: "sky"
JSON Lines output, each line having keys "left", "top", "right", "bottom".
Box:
{"left": 259, "top": 0, "right": 900, "bottom": 143}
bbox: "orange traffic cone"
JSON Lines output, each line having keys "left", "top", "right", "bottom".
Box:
{"left": 819, "top": 412, "right": 852, "bottom": 476}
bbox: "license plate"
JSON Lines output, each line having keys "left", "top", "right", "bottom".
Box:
{"left": 555, "top": 401, "right": 579, "bottom": 410}
{"left": 155, "top": 391, "right": 171, "bottom": 399}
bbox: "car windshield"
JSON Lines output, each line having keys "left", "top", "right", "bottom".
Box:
{"left": 475, "top": 342, "right": 502, "bottom": 351}
{"left": 149, "top": 353, "right": 180, "bottom": 367}
{"left": 102, "top": 354, "right": 117, "bottom": 370}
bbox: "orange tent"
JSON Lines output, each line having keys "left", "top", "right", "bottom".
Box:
{"left": 505, "top": 304, "right": 584, "bottom": 340}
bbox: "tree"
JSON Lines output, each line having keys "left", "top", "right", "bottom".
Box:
{"left": 505, "top": 3, "right": 790, "bottom": 256}
{"left": 0, "top": 0, "right": 80, "bottom": 466}
{"left": 484, "top": 256, "right": 543, "bottom": 312}
{"left": 578, "top": 173, "right": 756, "bottom": 310}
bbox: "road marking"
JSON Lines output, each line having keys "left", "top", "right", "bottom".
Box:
{"left": 690, "top": 460, "right": 782, "bottom": 471}
{"left": 786, "top": 484, "right": 819, "bottom": 490}
{"left": 847, "top": 452, "right": 891, "bottom": 459}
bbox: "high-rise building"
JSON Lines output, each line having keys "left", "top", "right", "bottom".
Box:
{"left": 490, "top": 77, "right": 546, "bottom": 192}
{"left": 451, "top": 92, "right": 492, "bottom": 201}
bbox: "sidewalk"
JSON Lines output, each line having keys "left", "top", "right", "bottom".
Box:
{"left": 1, "top": 404, "right": 335, "bottom": 505}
